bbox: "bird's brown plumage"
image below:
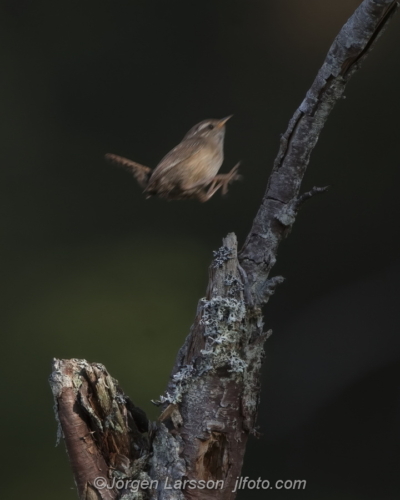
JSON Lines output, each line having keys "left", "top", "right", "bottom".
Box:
{"left": 105, "top": 116, "right": 241, "bottom": 202}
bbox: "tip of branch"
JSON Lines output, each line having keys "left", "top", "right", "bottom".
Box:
{"left": 295, "top": 185, "right": 330, "bottom": 210}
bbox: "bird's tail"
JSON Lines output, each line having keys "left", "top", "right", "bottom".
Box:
{"left": 105, "top": 153, "right": 152, "bottom": 189}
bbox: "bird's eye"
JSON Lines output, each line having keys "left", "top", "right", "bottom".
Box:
{"left": 207, "top": 124, "right": 214, "bottom": 130}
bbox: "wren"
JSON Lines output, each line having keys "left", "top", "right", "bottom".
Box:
{"left": 105, "top": 116, "right": 241, "bottom": 202}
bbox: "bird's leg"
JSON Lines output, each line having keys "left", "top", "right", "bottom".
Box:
{"left": 195, "top": 163, "right": 242, "bottom": 202}
{"left": 211, "top": 162, "right": 242, "bottom": 195}
{"left": 196, "top": 180, "right": 222, "bottom": 202}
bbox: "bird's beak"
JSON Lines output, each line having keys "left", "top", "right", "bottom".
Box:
{"left": 217, "top": 115, "right": 233, "bottom": 128}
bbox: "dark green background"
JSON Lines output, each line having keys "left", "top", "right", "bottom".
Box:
{"left": 1, "top": 1, "right": 399, "bottom": 498}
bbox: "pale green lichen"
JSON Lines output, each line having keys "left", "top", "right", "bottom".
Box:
{"left": 275, "top": 203, "right": 297, "bottom": 227}
{"left": 212, "top": 245, "right": 233, "bottom": 268}
{"left": 161, "top": 295, "right": 248, "bottom": 405}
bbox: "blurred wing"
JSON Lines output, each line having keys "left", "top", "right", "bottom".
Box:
{"left": 105, "top": 153, "right": 152, "bottom": 189}
{"left": 147, "top": 138, "right": 204, "bottom": 186}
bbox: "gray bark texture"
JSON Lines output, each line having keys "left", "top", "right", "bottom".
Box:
{"left": 49, "top": 2, "right": 398, "bottom": 499}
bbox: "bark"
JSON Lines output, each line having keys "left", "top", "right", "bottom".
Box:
{"left": 239, "top": 0, "right": 399, "bottom": 295}
{"left": 49, "top": 359, "right": 150, "bottom": 500}
{"left": 49, "top": 2, "right": 398, "bottom": 500}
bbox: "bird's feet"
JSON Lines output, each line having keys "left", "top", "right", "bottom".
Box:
{"left": 195, "top": 162, "right": 242, "bottom": 202}
{"left": 217, "top": 162, "right": 242, "bottom": 195}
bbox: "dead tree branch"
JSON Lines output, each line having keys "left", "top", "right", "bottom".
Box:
{"left": 239, "top": 0, "right": 399, "bottom": 299}
{"left": 49, "top": 2, "right": 398, "bottom": 500}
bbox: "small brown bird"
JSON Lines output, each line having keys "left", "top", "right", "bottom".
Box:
{"left": 105, "top": 116, "right": 241, "bottom": 202}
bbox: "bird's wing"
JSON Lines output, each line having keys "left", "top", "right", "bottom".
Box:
{"left": 105, "top": 153, "right": 152, "bottom": 189}
{"left": 147, "top": 138, "right": 204, "bottom": 185}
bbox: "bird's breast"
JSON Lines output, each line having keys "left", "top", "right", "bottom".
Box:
{"left": 185, "top": 144, "right": 223, "bottom": 182}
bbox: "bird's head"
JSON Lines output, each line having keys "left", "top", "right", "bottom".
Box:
{"left": 183, "top": 116, "right": 232, "bottom": 142}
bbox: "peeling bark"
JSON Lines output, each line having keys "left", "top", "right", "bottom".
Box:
{"left": 49, "top": 2, "right": 398, "bottom": 500}
{"left": 49, "top": 359, "right": 150, "bottom": 500}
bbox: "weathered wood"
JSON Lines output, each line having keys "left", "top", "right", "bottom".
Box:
{"left": 239, "top": 0, "right": 399, "bottom": 300}
{"left": 159, "top": 234, "right": 266, "bottom": 499}
{"left": 49, "top": 359, "right": 150, "bottom": 500}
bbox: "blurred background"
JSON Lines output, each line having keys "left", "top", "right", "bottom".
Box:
{"left": 1, "top": 0, "right": 399, "bottom": 498}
